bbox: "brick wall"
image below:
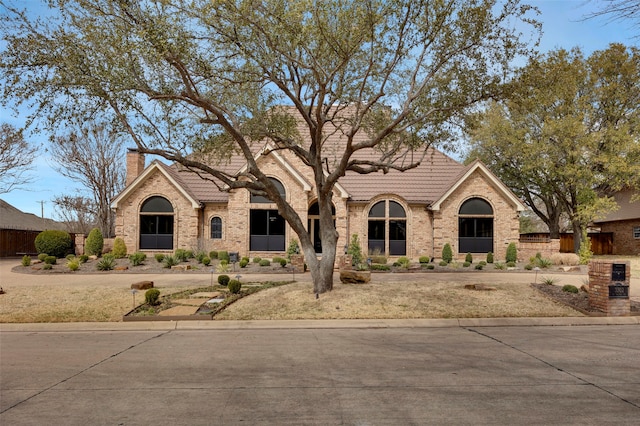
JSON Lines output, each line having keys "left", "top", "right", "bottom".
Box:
{"left": 599, "top": 219, "right": 640, "bottom": 255}
{"left": 519, "top": 239, "right": 560, "bottom": 261}
{"left": 587, "top": 260, "right": 631, "bottom": 316}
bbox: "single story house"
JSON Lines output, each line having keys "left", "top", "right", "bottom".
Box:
{"left": 111, "top": 115, "right": 525, "bottom": 262}
{"left": 592, "top": 189, "right": 640, "bottom": 255}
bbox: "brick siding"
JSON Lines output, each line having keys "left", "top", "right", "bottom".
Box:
{"left": 599, "top": 219, "right": 640, "bottom": 255}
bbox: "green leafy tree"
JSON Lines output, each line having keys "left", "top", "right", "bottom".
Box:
{"left": 1, "top": 0, "right": 539, "bottom": 293}
{"left": 467, "top": 45, "right": 640, "bottom": 252}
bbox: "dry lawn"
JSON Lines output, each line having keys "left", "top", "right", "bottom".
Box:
{"left": 215, "top": 280, "right": 582, "bottom": 320}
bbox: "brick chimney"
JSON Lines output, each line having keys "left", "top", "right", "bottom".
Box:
{"left": 126, "top": 148, "right": 146, "bottom": 186}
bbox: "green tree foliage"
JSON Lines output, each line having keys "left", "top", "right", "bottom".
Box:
{"left": 111, "top": 237, "right": 127, "bottom": 258}
{"left": 34, "top": 230, "right": 73, "bottom": 258}
{"left": 506, "top": 242, "right": 517, "bottom": 263}
{"left": 442, "top": 243, "right": 453, "bottom": 264}
{"left": 85, "top": 228, "right": 104, "bottom": 256}
{"left": 347, "top": 234, "right": 363, "bottom": 268}
{"left": 466, "top": 45, "right": 640, "bottom": 252}
{"left": 0, "top": 123, "right": 37, "bottom": 194}
{"left": 1, "top": 0, "right": 539, "bottom": 293}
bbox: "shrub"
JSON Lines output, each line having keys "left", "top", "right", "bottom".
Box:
{"left": 216, "top": 263, "right": 230, "bottom": 273}
{"left": 145, "top": 288, "right": 161, "bottom": 305}
{"left": 259, "top": 259, "right": 271, "bottom": 266}
{"left": 155, "top": 253, "right": 165, "bottom": 263}
{"left": 398, "top": 257, "right": 410, "bottom": 268}
{"left": 43, "top": 263, "right": 52, "bottom": 270}
{"left": 241, "top": 256, "right": 249, "bottom": 263}
{"left": 550, "top": 253, "right": 579, "bottom": 266}
{"left": 465, "top": 253, "right": 473, "bottom": 263}
{"left": 209, "top": 250, "right": 219, "bottom": 259}
{"left": 479, "top": 261, "right": 487, "bottom": 266}
{"left": 542, "top": 277, "right": 557, "bottom": 285}
{"left": 286, "top": 239, "right": 300, "bottom": 260}
{"left": 78, "top": 254, "right": 89, "bottom": 263}
{"left": 196, "top": 251, "right": 207, "bottom": 263}
{"left": 474, "top": 264, "right": 484, "bottom": 270}
{"left": 370, "top": 255, "right": 387, "bottom": 264}
{"left": 85, "top": 228, "right": 104, "bottom": 256}
{"left": 220, "top": 259, "right": 229, "bottom": 266}
{"left": 370, "top": 263, "right": 390, "bottom": 271}
{"left": 562, "top": 284, "right": 579, "bottom": 293}
{"left": 252, "top": 256, "right": 262, "bottom": 263}
{"left": 536, "top": 258, "right": 553, "bottom": 269}
{"left": 174, "top": 249, "right": 188, "bottom": 262}
{"left": 129, "top": 252, "right": 146, "bottom": 266}
{"left": 112, "top": 237, "right": 127, "bottom": 258}
{"left": 426, "top": 264, "right": 435, "bottom": 270}
{"left": 35, "top": 230, "right": 74, "bottom": 258}
{"left": 202, "top": 256, "right": 211, "bottom": 266}
{"left": 38, "top": 253, "right": 48, "bottom": 262}
{"left": 347, "top": 234, "right": 363, "bottom": 267}
{"left": 218, "top": 250, "right": 230, "bottom": 263}
{"left": 271, "top": 257, "right": 287, "bottom": 267}
{"left": 442, "top": 243, "right": 453, "bottom": 264}
{"left": 463, "top": 261, "right": 471, "bottom": 268}
{"left": 185, "top": 249, "right": 195, "bottom": 259}
{"left": 239, "top": 259, "right": 249, "bottom": 268}
{"left": 66, "top": 254, "right": 75, "bottom": 261}
{"left": 486, "top": 252, "right": 494, "bottom": 264}
{"left": 96, "top": 256, "right": 116, "bottom": 271}
{"left": 218, "top": 274, "right": 230, "bottom": 286}
{"left": 22, "top": 255, "right": 31, "bottom": 267}
{"left": 228, "top": 279, "right": 242, "bottom": 294}
{"left": 44, "top": 256, "right": 57, "bottom": 265}
{"left": 439, "top": 260, "right": 448, "bottom": 267}
{"left": 494, "top": 262, "right": 505, "bottom": 270}
{"left": 578, "top": 230, "right": 593, "bottom": 265}
{"left": 419, "top": 256, "right": 430, "bottom": 264}
{"left": 506, "top": 261, "right": 516, "bottom": 268}
{"left": 162, "top": 255, "right": 179, "bottom": 268}
{"left": 524, "top": 264, "right": 534, "bottom": 270}
{"left": 67, "top": 258, "right": 80, "bottom": 271}
{"left": 506, "top": 242, "right": 517, "bottom": 263}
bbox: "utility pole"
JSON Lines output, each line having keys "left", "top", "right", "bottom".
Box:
{"left": 37, "top": 200, "right": 45, "bottom": 229}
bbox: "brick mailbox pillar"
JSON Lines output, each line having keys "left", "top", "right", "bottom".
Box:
{"left": 290, "top": 254, "right": 305, "bottom": 273}
{"left": 588, "top": 260, "right": 631, "bottom": 316}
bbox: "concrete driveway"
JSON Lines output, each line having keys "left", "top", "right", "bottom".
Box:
{"left": 1, "top": 324, "right": 638, "bottom": 425}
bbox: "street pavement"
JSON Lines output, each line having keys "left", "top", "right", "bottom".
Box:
{"left": 1, "top": 323, "right": 639, "bottom": 425}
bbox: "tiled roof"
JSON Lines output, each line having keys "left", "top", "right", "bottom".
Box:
{"left": 593, "top": 189, "right": 640, "bottom": 223}
{"left": 147, "top": 106, "right": 467, "bottom": 205}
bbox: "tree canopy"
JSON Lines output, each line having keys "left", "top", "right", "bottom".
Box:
{"left": 1, "top": 0, "right": 539, "bottom": 292}
{"left": 0, "top": 123, "right": 37, "bottom": 194}
{"left": 466, "top": 44, "right": 640, "bottom": 251}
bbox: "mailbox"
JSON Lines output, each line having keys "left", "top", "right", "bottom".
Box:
{"left": 611, "top": 263, "right": 626, "bottom": 281}
{"left": 609, "top": 283, "right": 629, "bottom": 299}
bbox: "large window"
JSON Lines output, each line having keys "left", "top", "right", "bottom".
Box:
{"left": 250, "top": 210, "right": 285, "bottom": 251}
{"left": 368, "top": 200, "right": 406, "bottom": 256}
{"left": 634, "top": 226, "right": 640, "bottom": 239}
{"left": 250, "top": 178, "right": 286, "bottom": 203}
{"left": 139, "top": 196, "right": 174, "bottom": 250}
{"left": 458, "top": 198, "right": 493, "bottom": 253}
{"left": 211, "top": 217, "right": 222, "bottom": 239}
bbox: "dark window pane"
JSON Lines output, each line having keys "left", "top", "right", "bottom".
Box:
{"left": 140, "top": 196, "right": 173, "bottom": 213}
{"left": 211, "top": 217, "right": 222, "bottom": 239}
{"left": 268, "top": 211, "right": 285, "bottom": 236}
{"left": 140, "top": 216, "right": 156, "bottom": 234}
{"left": 250, "top": 209, "right": 284, "bottom": 251}
{"left": 250, "top": 210, "right": 268, "bottom": 235}
{"left": 369, "top": 201, "right": 385, "bottom": 218}
{"left": 139, "top": 214, "right": 173, "bottom": 250}
{"left": 389, "top": 220, "right": 406, "bottom": 240}
{"left": 389, "top": 201, "right": 406, "bottom": 218}
{"left": 308, "top": 201, "right": 335, "bottom": 216}
{"left": 476, "top": 218, "right": 493, "bottom": 237}
{"left": 459, "top": 218, "right": 475, "bottom": 238}
{"left": 368, "top": 220, "right": 385, "bottom": 240}
{"left": 157, "top": 216, "right": 173, "bottom": 234}
{"left": 251, "top": 178, "right": 286, "bottom": 203}
{"left": 459, "top": 198, "right": 493, "bottom": 215}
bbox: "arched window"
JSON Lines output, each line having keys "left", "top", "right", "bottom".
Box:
{"left": 250, "top": 178, "right": 286, "bottom": 203}
{"left": 139, "top": 196, "right": 174, "bottom": 250}
{"left": 458, "top": 198, "right": 493, "bottom": 253}
{"left": 210, "top": 217, "right": 222, "bottom": 239}
{"left": 368, "top": 200, "right": 406, "bottom": 256}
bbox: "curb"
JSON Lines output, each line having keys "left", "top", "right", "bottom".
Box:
{"left": 1, "top": 316, "right": 638, "bottom": 332}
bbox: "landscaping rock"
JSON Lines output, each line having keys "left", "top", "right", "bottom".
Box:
{"left": 340, "top": 270, "right": 371, "bottom": 284}
{"left": 464, "top": 284, "right": 497, "bottom": 291}
{"left": 131, "top": 281, "right": 154, "bottom": 290}
{"left": 115, "top": 265, "right": 129, "bottom": 271}
{"left": 171, "top": 264, "right": 191, "bottom": 271}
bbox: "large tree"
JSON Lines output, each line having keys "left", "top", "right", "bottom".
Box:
{"left": 466, "top": 44, "right": 640, "bottom": 252}
{"left": 48, "top": 123, "right": 126, "bottom": 237}
{"left": 1, "top": 0, "right": 539, "bottom": 293}
{"left": 0, "top": 123, "right": 37, "bottom": 194}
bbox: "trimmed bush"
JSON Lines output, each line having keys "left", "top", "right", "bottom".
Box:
{"left": 426, "top": 264, "right": 435, "bottom": 270}
{"left": 78, "top": 254, "right": 89, "bottom": 263}
{"left": 241, "top": 256, "right": 249, "bottom": 263}
{"left": 474, "top": 264, "right": 484, "bottom": 270}
{"left": 202, "top": 256, "right": 211, "bottom": 266}
{"left": 22, "top": 255, "right": 31, "bottom": 267}
{"left": 506, "top": 261, "right": 516, "bottom": 268}
{"left": 44, "top": 256, "right": 57, "bottom": 265}
{"left": 463, "top": 261, "right": 471, "bottom": 268}
{"left": 370, "top": 263, "right": 390, "bottom": 271}
{"left": 145, "top": 288, "right": 161, "bottom": 305}
{"left": 43, "top": 263, "right": 52, "bottom": 270}
{"left": 218, "top": 250, "right": 230, "bottom": 263}
{"left": 486, "top": 252, "right": 494, "bottom": 264}
{"left": 220, "top": 259, "right": 229, "bottom": 266}
{"left": 562, "top": 284, "right": 579, "bottom": 293}
{"left": 419, "top": 256, "right": 430, "bottom": 264}
{"left": 196, "top": 251, "right": 207, "bottom": 263}
{"left": 398, "top": 257, "right": 410, "bottom": 268}
{"left": 506, "top": 242, "right": 517, "bottom": 263}
{"left": 129, "top": 252, "right": 146, "bottom": 266}
{"left": 239, "top": 259, "right": 249, "bottom": 268}
{"left": 524, "top": 264, "right": 534, "bottom": 270}
{"left": 112, "top": 237, "right": 127, "bottom": 258}
{"left": 278, "top": 258, "right": 287, "bottom": 267}
{"left": 442, "top": 243, "right": 453, "bottom": 264}
{"left": 228, "top": 279, "right": 242, "bottom": 294}
{"left": 162, "top": 255, "right": 179, "bottom": 268}
{"left": 155, "top": 253, "right": 165, "bottom": 263}
{"left": 439, "top": 260, "right": 448, "bottom": 267}
{"left": 38, "top": 253, "right": 48, "bottom": 262}
{"left": 252, "top": 257, "right": 262, "bottom": 263}
{"left": 218, "top": 274, "right": 230, "bottom": 286}
{"left": 35, "top": 230, "right": 73, "bottom": 258}
{"left": 259, "top": 259, "right": 271, "bottom": 266}
{"left": 479, "top": 261, "right": 487, "bottom": 266}
{"left": 465, "top": 253, "right": 473, "bottom": 263}
{"left": 209, "top": 250, "right": 219, "bottom": 259}
{"left": 85, "top": 228, "right": 104, "bottom": 256}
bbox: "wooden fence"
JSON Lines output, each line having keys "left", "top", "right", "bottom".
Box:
{"left": 0, "top": 229, "right": 79, "bottom": 258}
{"left": 520, "top": 232, "right": 613, "bottom": 255}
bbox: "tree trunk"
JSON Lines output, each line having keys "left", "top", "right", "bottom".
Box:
{"left": 572, "top": 221, "right": 582, "bottom": 254}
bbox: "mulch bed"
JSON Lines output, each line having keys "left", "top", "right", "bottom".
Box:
{"left": 532, "top": 283, "right": 640, "bottom": 315}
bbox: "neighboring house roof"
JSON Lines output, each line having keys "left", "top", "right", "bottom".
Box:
{"left": 592, "top": 189, "right": 640, "bottom": 223}
{"left": 0, "top": 199, "right": 66, "bottom": 231}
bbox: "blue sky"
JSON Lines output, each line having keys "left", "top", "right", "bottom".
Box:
{"left": 0, "top": 0, "right": 636, "bottom": 219}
